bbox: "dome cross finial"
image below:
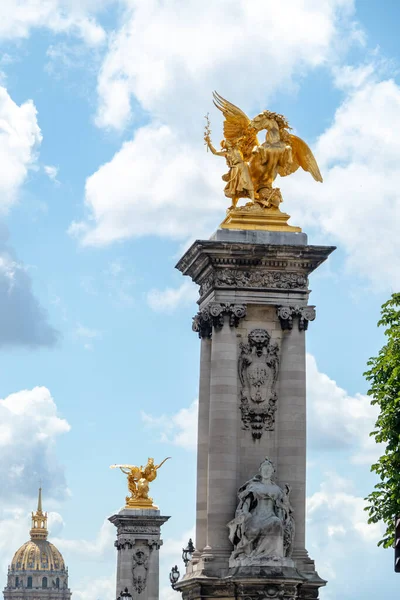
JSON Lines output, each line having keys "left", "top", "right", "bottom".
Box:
{"left": 37, "top": 486, "right": 43, "bottom": 514}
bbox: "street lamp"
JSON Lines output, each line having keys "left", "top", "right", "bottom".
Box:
{"left": 395, "top": 516, "right": 400, "bottom": 573}
{"left": 182, "top": 538, "right": 195, "bottom": 567}
{"left": 169, "top": 565, "right": 180, "bottom": 589}
{"left": 117, "top": 588, "right": 132, "bottom": 600}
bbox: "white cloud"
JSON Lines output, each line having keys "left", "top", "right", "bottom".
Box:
{"left": 74, "top": 323, "right": 101, "bottom": 349}
{"left": 159, "top": 527, "right": 195, "bottom": 600}
{"left": 73, "top": 575, "right": 115, "bottom": 600}
{"left": 54, "top": 518, "right": 115, "bottom": 558}
{"left": 140, "top": 355, "right": 378, "bottom": 462}
{"left": 80, "top": 260, "right": 135, "bottom": 306}
{"left": 142, "top": 400, "right": 198, "bottom": 451}
{"left": 307, "top": 354, "right": 380, "bottom": 464}
{"left": 69, "top": 124, "right": 224, "bottom": 245}
{"left": 159, "top": 587, "right": 180, "bottom": 600}
{"left": 282, "top": 71, "right": 400, "bottom": 290}
{"left": 0, "top": 86, "right": 42, "bottom": 211}
{"left": 0, "top": 386, "right": 70, "bottom": 500}
{"left": 104, "top": 259, "right": 135, "bottom": 306}
{"left": 44, "top": 164, "right": 59, "bottom": 183}
{"left": 147, "top": 280, "right": 198, "bottom": 313}
{"left": 0, "top": 385, "right": 71, "bottom": 582}
{"left": 50, "top": 519, "right": 118, "bottom": 600}
{"left": 306, "top": 472, "right": 396, "bottom": 600}
{"left": 0, "top": 508, "right": 63, "bottom": 576}
{"left": 0, "top": 1, "right": 106, "bottom": 46}
{"left": 162, "top": 527, "right": 195, "bottom": 559}
{"left": 0, "top": 509, "right": 31, "bottom": 574}
{"left": 74, "top": 324, "right": 101, "bottom": 339}
{"left": 72, "top": 0, "right": 361, "bottom": 245}
{"left": 95, "top": 0, "right": 359, "bottom": 131}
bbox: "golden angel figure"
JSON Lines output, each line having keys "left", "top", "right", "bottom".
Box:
{"left": 204, "top": 133, "right": 255, "bottom": 209}
{"left": 206, "top": 92, "right": 323, "bottom": 231}
{"left": 110, "top": 457, "right": 170, "bottom": 509}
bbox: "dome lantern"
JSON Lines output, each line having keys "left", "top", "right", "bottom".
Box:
{"left": 30, "top": 488, "right": 48, "bottom": 541}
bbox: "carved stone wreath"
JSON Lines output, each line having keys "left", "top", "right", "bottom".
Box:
{"left": 199, "top": 269, "right": 308, "bottom": 297}
{"left": 238, "top": 328, "right": 280, "bottom": 440}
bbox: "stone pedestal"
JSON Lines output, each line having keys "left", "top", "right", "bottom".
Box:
{"left": 174, "top": 229, "right": 334, "bottom": 599}
{"left": 109, "top": 509, "right": 169, "bottom": 600}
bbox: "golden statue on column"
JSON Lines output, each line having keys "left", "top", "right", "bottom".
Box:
{"left": 205, "top": 92, "right": 322, "bottom": 232}
{"left": 110, "top": 457, "right": 170, "bottom": 510}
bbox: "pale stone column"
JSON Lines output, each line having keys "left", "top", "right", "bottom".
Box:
{"left": 196, "top": 337, "right": 211, "bottom": 554}
{"left": 175, "top": 231, "right": 334, "bottom": 599}
{"left": 277, "top": 323, "right": 307, "bottom": 555}
{"left": 109, "top": 509, "right": 169, "bottom": 600}
{"left": 205, "top": 318, "right": 238, "bottom": 567}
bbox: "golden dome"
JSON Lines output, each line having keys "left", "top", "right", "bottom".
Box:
{"left": 11, "top": 540, "right": 65, "bottom": 572}
{"left": 10, "top": 488, "right": 66, "bottom": 573}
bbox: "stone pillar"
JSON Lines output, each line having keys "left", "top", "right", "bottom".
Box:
{"left": 175, "top": 229, "right": 334, "bottom": 599}
{"left": 206, "top": 317, "right": 239, "bottom": 568}
{"left": 278, "top": 317, "right": 307, "bottom": 556}
{"left": 196, "top": 337, "right": 211, "bottom": 553}
{"left": 109, "top": 509, "right": 169, "bottom": 600}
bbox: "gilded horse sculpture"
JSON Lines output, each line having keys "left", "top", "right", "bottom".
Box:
{"left": 205, "top": 92, "right": 322, "bottom": 232}
{"left": 110, "top": 457, "right": 170, "bottom": 509}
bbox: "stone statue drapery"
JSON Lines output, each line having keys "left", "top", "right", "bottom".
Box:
{"left": 227, "top": 458, "right": 294, "bottom": 566}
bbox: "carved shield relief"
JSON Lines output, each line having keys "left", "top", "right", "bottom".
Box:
{"left": 132, "top": 547, "right": 149, "bottom": 594}
{"left": 238, "top": 329, "right": 280, "bottom": 440}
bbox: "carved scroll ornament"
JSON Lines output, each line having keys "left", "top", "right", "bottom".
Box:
{"left": 192, "top": 303, "right": 246, "bottom": 338}
{"left": 238, "top": 329, "right": 280, "bottom": 440}
{"left": 115, "top": 537, "right": 133, "bottom": 550}
{"left": 277, "top": 305, "right": 316, "bottom": 331}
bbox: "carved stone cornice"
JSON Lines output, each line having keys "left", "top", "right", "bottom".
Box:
{"left": 192, "top": 303, "right": 247, "bottom": 338}
{"left": 108, "top": 513, "right": 169, "bottom": 532}
{"left": 199, "top": 268, "right": 308, "bottom": 298}
{"left": 176, "top": 240, "right": 335, "bottom": 287}
{"left": 277, "top": 306, "right": 316, "bottom": 331}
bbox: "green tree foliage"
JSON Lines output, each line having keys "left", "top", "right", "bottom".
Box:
{"left": 364, "top": 293, "right": 400, "bottom": 548}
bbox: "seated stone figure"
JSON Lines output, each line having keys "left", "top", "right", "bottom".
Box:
{"left": 227, "top": 458, "right": 294, "bottom": 566}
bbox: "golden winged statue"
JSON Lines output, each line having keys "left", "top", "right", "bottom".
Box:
{"left": 110, "top": 457, "right": 170, "bottom": 510}
{"left": 204, "top": 92, "right": 322, "bottom": 231}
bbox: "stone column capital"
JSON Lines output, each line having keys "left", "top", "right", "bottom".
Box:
{"left": 277, "top": 305, "right": 316, "bottom": 331}
{"left": 192, "top": 303, "right": 247, "bottom": 338}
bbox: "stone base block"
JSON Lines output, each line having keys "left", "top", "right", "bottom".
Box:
{"left": 174, "top": 566, "right": 326, "bottom": 599}
{"left": 219, "top": 204, "right": 301, "bottom": 232}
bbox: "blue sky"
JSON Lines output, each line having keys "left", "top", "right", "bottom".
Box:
{"left": 0, "top": 1, "right": 399, "bottom": 599}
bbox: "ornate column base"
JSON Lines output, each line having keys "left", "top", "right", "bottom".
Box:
{"left": 220, "top": 203, "right": 301, "bottom": 233}
{"left": 109, "top": 509, "right": 169, "bottom": 600}
{"left": 175, "top": 565, "right": 326, "bottom": 599}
